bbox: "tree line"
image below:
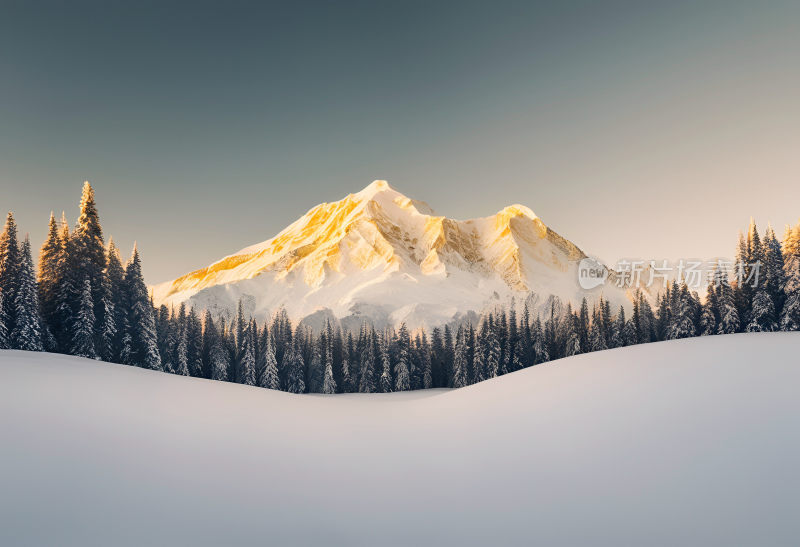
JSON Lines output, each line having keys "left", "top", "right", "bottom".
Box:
{"left": 0, "top": 183, "right": 799, "bottom": 393}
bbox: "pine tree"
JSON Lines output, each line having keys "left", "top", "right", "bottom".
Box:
{"left": 358, "top": 332, "right": 376, "bottom": 393}
{"left": 563, "top": 306, "right": 581, "bottom": 356}
{"left": 238, "top": 323, "right": 257, "bottom": 385}
{"left": 11, "top": 237, "right": 44, "bottom": 351}
{"left": 285, "top": 342, "right": 306, "bottom": 394}
{"left": 746, "top": 289, "right": 777, "bottom": 332}
{"left": 156, "top": 305, "right": 174, "bottom": 373}
{"left": 95, "top": 275, "right": 116, "bottom": 361}
{"left": 0, "top": 212, "right": 20, "bottom": 337}
{"left": 322, "top": 344, "right": 337, "bottom": 394}
{"left": 781, "top": 222, "right": 800, "bottom": 331}
{"left": 71, "top": 182, "right": 110, "bottom": 353}
{"left": 588, "top": 313, "right": 606, "bottom": 352}
{"left": 185, "top": 308, "right": 203, "bottom": 377}
{"left": 472, "top": 323, "right": 487, "bottom": 383}
{"left": 668, "top": 284, "right": 696, "bottom": 339}
{"left": 717, "top": 268, "right": 740, "bottom": 334}
{"left": 451, "top": 326, "right": 468, "bottom": 388}
{"left": 105, "top": 238, "right": 127, "bottom": 362}
{"left": 0, "top": 292, "right": 9, "bottom": 349}
{"left": 72, "top": 277, "right": 97, "bottom": 359}
{"left": 393, "top": 324, "right": 411, "bottom": 391}
{"left": 378, "top": 332, "right": 393, "bottom": 393}
{"left": 54, "top": 215, "right": 77, "bottom": 353}
{"left": 306, "top": 336, "right": 325, "bottom": 393}
{"left": 210, "top": 330, "right": 229, "bottom": 382}
{"left": 532, "top": 315, "right": 548, "bottom": 364}
{"left": 484, "top": 320, "right": 501, "bottom": 379}
{"left": 258, "top": 331, "right": 280, "bottom": 390}
{"left": 38, "top": 212, "right": 62, "bottom": 345}
{"left": 578, "top": 298, "right": 590, "bottom": 352}
{"left": 699, "top": 299, "right": 717, "bottom": 336}
{"left": 763, "top": 226, "right": 786, "bottom": 315}
{"left": 173, "top": 325, "right": 190, "bottom": 376}
{"left": 124, "top": 245, "right": 161, "bottom": 370}
{"left": 419, "top": 331, "right": 433, "bottom": 389}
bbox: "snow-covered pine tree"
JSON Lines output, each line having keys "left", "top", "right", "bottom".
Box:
{"left": 497, "top": 310, "right": 509, "bottom": 376}
{"left": 393, "top": 323, "right": 411, "bottom": 391}
{"left": 378, "top": 331, "right": 393, "bottom": 393}
{"left": 95, "top": 274, "right": 116, "bottom": 362}
{"left": 0, "top": 212, "right": 21, "bottom": 336}
{"left": 520, "top": 300, "right": 533, "bottom": 365}
{"left": 763, "top": 225, "right": 786, "bottom": 316}
{"left": 0, "top": 292, "right": 8, "bottom": 349}
{"left": 668, "top": 284, "right": 696, "bottom": 339}
{"left": 173, "top": 325, "right": 190, "bottom": 376}
{"left": 238, "top": 322, "right": 256, "bottom": 385}
{"left": 285, "top": 342, "right": 306, "bottom": 394}
{"left": 443, "top": 325, "right": 454, "bottom": 383}
{"left": 306, "top": 335, "right": 325, "bottom": 393}
{"left": 563, "top": 321, "right": 580, "bottom": 357}
{"left": 781, "top": 222, "right": 800, "bottom": 331}
{"left": 54, "top": 214, "right": 78, "bottom": 353}
{"left": 532, "top": 315, "right": 548, "bottom": 364}
{"left": 11, "top": 236, "right": 44, "bottom": 351}
{"left": 258, "top": 330, "right": 280, "bottom": 390}
{"left": 472, "top": 322, "right": 487, "bottom": 383}
{"left": 612, "top": 306, "right": 627, "bottom": 348}
{"left": 105, "top": 238, "right": 127, "bottom": 362}
{"left": 430, "top": 327, "right": 445, "bottom": 388}
{"left": 484, "top": 319, "right": 501, "bottom": 379}
{"left": 716, "top": 267, "right": 740, "bottom": 334}
{"left": 418, "top": 331, "right": 433, "bottom": 389}
{"left": 123, "top": 244, "right": 161, "bottom": 370}
{"left": 746, "top": 289, "right": 777, "bottom": 332}
{"left": 655, "top": 289, "right": 671, "bottom": 341}
{"left": 699, "top": 298, "right": 717, "bottom": 336}
{"left": 210, "top": 328, "right": 230, "bottom": 382}
{"left": 451, "top": 326, "right": 468, "bottom": 388}
{"left": 38, "top": 213, "right": 63, "bottom": 345}
{"left": 578, "top": 297, "right": 590, "bottom": 352}
{"left": 71, "top": 277, "right": 97, "bottom": 359}
{"left": 588, "top": 311, "right": 607, "bottom": 352}
{"left": 156, "top": 305, "right": 174, "bottom": 373}
{"left": 71, "top": 182, "right": 109, "bottom": 350}
{"left": 185, "top": 308, "right": 203, "bottom": 377}
{"left": 322, "top": 343, "right": 337, "bottom": 394}
{"left": 622, "top": 315, "right": 637, "bottom": 346}
{"left": 358, "top": 331, "right": 376, "bottom": 393}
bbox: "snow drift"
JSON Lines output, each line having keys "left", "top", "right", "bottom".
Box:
{"left": 1, "top": 333, "right": 798, "bottom": 546}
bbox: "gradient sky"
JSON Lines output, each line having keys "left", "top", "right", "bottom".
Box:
{"left": 1, "top": 0, "right": 799, "bottom": 283}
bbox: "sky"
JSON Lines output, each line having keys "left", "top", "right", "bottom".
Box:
{"left": 1, "top": 0, "right": 799, "bottom": 283}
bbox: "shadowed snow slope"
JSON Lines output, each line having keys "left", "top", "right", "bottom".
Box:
{"left": 1, "top": 333, "right": 799, "bottom": 546}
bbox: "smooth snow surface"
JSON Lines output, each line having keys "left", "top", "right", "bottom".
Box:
{"left": 2, "top": 333, "right": 799, "bottom": 546}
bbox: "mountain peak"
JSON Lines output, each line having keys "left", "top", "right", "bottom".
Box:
{"left": 498, "top": 204, "right": 538, "bottom": 220}
{"left": 356, "top": 179, "right": 395, "bottom": 199}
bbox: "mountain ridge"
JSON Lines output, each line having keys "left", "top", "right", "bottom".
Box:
{"left": 152, "top": 180, "right": 623, "bottom": 328}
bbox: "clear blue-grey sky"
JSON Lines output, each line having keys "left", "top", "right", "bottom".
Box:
{"left": 1, "top": 0, "right": 799, "bottom": 283}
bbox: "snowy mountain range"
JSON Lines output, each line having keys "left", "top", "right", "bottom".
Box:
{"left": 152, "top": 180, "right": 629, "bottom": 328}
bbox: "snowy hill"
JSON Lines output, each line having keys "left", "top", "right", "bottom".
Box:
{"left": 151, "top": 180, "right": 629, "bottom": 328}
{"left": 1, "top": 333, "right": 798, "bottom": 546}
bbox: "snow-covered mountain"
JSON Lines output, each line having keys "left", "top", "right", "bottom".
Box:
{"left": 152, "top": 180, "right": 627, "bottom": 328}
